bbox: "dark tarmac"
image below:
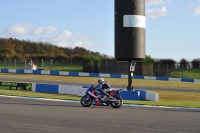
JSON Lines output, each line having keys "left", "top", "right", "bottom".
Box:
{"left": 0, "top": 96, "right": 200, "bottom": 133}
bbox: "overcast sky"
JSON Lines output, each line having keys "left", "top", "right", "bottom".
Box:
{"left": 0, "top": 0, "right": 200, "bottom": 62}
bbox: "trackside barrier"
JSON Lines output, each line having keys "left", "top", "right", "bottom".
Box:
{"left": 0, "top": 68, "right": 200, "bottom": 83}
{"left": 31, "top": 83, "right": 159, "bottom": 101}
{"left": 135, "top": 89, "right": 159, "bottom": 102}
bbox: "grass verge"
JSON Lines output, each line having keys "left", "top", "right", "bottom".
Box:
{"left": 0, "top": 73, "right": 200, "bottom": 89}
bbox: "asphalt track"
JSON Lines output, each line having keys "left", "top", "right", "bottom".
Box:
{"left": 0, "top": 77, "right": 200, "bottom": 93}
{"left": 1, "top": 77, "right": 200, "bottom": 132}
{"left": 0, "top": 96, "right": 200, "bottom": 133}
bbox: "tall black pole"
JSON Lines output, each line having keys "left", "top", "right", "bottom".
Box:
{"left": 127, "top": 61, "right": 132, "bottom": 90}
{"left": 114, "top": 0, "right": 145, "bottom": 91}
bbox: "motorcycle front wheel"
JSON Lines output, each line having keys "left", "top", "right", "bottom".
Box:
{"left": 80, "top": 95, "right": 93, "bottom": 107}
{"left": 109, "top": 96, "right": 123, "bottom": 108}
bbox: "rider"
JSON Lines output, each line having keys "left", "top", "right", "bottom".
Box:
{"left": 93, "top": 78, "right": 111, "bottom": 105}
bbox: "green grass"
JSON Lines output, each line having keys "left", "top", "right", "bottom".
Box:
{"left": 0, "top": 73, "right": 200, "bottom": 108}
{"left": 124, "top": 90, "right": 200, "bottom": 108}
{"left": 0, "top": 73, "right": 200, "bottom": 89}
{"left": 169, "top": 69, "right": 200, "bottom": 79}
{"left": 0, "top": 61, "right": 83, "bottom": 72}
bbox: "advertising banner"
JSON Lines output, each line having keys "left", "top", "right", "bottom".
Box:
{"left": 0, "top": 82, "right": 32, "bottom": 91}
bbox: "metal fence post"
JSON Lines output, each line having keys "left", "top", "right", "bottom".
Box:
{"left": 106, "top": 61, "right": 107, "bottom": 73}
{"left": 25, "top": 59, "right": 27, "bottom": 69}
{"left": 62, "top": 60, "right": 63, "bottom": 71}
{"left": 14, "top": 58, "right": 16, "bottom": 69}
{"left": 126, "top": 63, "right": 127, "bottom": 74}
{"left": 91, "top": 61, "right": 93, "bottom": 73}
{"left": 4, "top": 58, "right": 6, "bottom": 68}
{"left": 41, "top": 59, "right": 44, "bottom": 69}
{"left": 78, "top": 62, "right": 79, "bottom": 70}
{"left": 166, "top": 64, "right": 168, "bottom": 77}
{"left": 134, "top": 63, "right": 136, "bottom": 75}
{"left": 50, "top": 59, "right": 53, "bottom": 70}
{"left": 148, "top": 63, "right": 150, "bottom": 76}
{"left": 118, "top": 62, "right": 119, "bottom": 74}
{"left": 182, "top": 64, "right": 183, "bottom": 78}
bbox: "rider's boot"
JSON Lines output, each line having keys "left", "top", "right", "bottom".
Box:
{"left": 93, "top": 97, "right": 100, "bottom": 105}
{"left": 92, "top": 99, "right": 100, "bottom": 105}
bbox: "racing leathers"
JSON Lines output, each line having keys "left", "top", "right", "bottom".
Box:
{"left": 93, "top": 81, "right": 111, "bottom": 101}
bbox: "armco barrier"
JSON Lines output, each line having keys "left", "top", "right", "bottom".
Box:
{"left": 1, "top": 68, "right": 200, "bottom": 83}
{"left": 31, "top": 83, "right": 159, "bottom": 101}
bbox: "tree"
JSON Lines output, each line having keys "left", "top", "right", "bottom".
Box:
{"left": 0, "top": 37, "right": 113, "bottom": 61}
{"left": 84, "top": 54, "right": 102, "bottom": 63}
{"left": 72, "top": 54, "right": 84, "bottom": 63}
{"left": 73, "top": 47, "right": 88, "bottom": 56}
{"left": 142, "top": 55, "right": 155, "bottom": 65}
{"left": 180, "top": 58, "right": 188, "bottom": 69}
{"left": 0, "top": 48, "right": 16, "bottom": 60}
{"left": 157, "top": 58, "right": 176, "bottom": 68}
{"left": 191, "top": 58, "right": 200, "bottom": 69}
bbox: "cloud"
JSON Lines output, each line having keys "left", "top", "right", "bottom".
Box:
{"left": 74, "top": 41, "right": 92, "bottom": 47}
{"left": 183, "top": 6, "right": 200, "bottom": 15}
{"left": 146, "top": 0, "right": 164, "bottom": 6}
{"left": 146, "top": 6, "right": 168, "bottom": 18}
{"left": 32, "top": 26, "right": 57, "bottom": 35}
{"left": 32, "top": 30, "right": 93, "bottom": 49}
{"left": 3, "top": 23, "right": 32, "bottom": 36}
{"left": 146, "top": 0, "right": 171, "bottom": 6}
{"left": 1, "top": 23, "right": 98, "bottom": 50}
{"left": 1, "top": 23, "right": 58, "bottom": 37}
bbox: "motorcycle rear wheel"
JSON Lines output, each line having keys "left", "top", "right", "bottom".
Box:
{"left": 109, "top": 96, "right": 123, "bottom": 108}
{"left": 80, "top": 95, "right": 93, "bottom": 107}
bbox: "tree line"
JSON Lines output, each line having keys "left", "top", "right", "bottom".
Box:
{"left": 143, "top": 55, "right": 200, "bottom": 69}
{"left": 1, "top": 37, "right": 199, "bottom": 68}
{"left": 0, "top": 37, "right": 112, "bottom": 63}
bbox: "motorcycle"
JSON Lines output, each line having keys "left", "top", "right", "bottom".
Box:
{"left": 80, "top": 85, "right": 123, "bottom": 108}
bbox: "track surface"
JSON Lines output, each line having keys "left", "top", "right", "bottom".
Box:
{"left": 0, "top": 96, "right": 200, "bottom": 133}
{"left": 0, "top": 77, "right": 200, "bottom": 93}
{"left": 1, "top": 77, "right": 200, "bottom": 132}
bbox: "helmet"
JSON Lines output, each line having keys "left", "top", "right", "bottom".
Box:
{"left": 98, "top": 78, "right": 104, "bottom": 84}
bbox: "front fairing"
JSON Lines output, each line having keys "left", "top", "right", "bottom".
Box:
{"left": 86, "top": 85, "right": 94, "bottom": 94}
